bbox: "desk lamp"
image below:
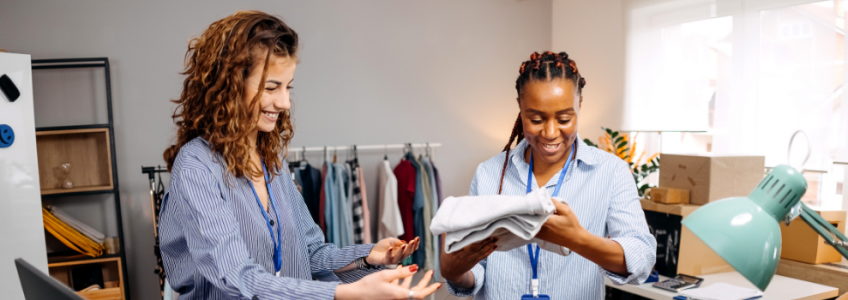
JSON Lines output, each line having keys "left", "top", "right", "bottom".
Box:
{"left": 681, "top": 132, "right": 848, "bottom": 291}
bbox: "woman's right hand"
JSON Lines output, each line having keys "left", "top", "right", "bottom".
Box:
{"left": 334, "top": 265, "right": 440, "bottom": 300}
{"left": 439, "top": 235, "right": 498, "bottom": 285}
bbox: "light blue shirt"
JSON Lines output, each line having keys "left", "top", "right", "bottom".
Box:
{"left": 333, "top": 162, "right": 355, "bottom": 247}
{"left": 447, "top": 138, "right": 657, "bottom": 299}
{"left": 160, "top": 138, "right": 380, "bottom": 300}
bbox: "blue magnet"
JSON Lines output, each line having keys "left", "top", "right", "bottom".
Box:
{"left": 0, "top": 124, "right": 14, "bottom": 148}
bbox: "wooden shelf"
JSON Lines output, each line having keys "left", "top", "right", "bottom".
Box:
{"left": 35, "top": 128, "right": 114, "bottom": 195}
{"left": 48, "top": 256, "right": 124, "bottom": 300}
{"left": 47, "top": 253, "right": 121, "bottom": 264}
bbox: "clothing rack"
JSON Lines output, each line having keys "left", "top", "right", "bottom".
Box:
{"left": 291, "top": 143, "right": 442, "bottom": 153}
{"left": 140, "top": 165, "right": 169, "bottom": 299}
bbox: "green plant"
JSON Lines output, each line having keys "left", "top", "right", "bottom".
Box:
{"left": 584, "top": 127, "right": 660, "bottom": 197}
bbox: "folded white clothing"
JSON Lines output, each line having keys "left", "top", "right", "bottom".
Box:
{"left": 430, "top": 188, "right": 571, "bottom": 256}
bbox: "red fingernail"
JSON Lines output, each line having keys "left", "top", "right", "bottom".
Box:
{"left": 438, "top": 283, "right": 443, "bottom": 289}
{"left": 409, "top": 265, "right": 419, "bottom": 272}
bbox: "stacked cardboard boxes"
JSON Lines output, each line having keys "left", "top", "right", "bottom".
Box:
{"left": 643, "top": 154, "right": 765, "bottom": 277}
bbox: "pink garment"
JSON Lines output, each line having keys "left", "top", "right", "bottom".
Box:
{"left": 358, "top": 167, "right": 372, "bottom": 244}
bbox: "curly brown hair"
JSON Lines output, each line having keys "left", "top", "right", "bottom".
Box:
{"left": 164, "top": 10, "right": 298, "bottom": 181}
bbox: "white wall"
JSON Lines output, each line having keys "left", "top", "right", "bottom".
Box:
{"left": 0, "top": 1, "right": 552, "bottom": 299}
{"left": 552, "top": 0, "right": 626, "bottom": 142}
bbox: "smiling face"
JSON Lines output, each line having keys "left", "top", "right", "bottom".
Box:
{"left": 519, "top": 79, "right": 581, "bottom": 166}
{"left": 243, "top": 55, "right": 296, "bottom": 133}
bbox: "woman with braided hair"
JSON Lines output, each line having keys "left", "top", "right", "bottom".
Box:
{"left": 158, "top": 11, "right": 439, "bottom": 300}
{"left": 439, "top": 52, "right": 656, "bottom": 299}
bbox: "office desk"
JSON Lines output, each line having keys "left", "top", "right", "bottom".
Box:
{"left": 605, "top": 271, "right": 838, "bottom": 300}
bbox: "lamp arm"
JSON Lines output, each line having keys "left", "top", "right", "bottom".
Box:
{"left": 799, "top": 203, "right": 848, "bottom": 260}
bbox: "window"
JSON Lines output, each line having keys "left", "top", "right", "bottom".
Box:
{"left": 625, "top": 0, "right": 848, "bottom": 207}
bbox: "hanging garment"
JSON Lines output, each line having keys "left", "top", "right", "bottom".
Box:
{"left": 349, "top": 162, "right": 366, "bottom": 244}
{"left": 429, "top": 188, "right": 571, "bottom": 256}
{"left": 319, "top": 163, "right": 328, "bottom": 235}
{"left": 393, "top": 159, "right": 416, "bottom": 242}
{"left": 324, "top": 162, "right": 339, "bottom": 246}
{"left": 357, "top": 167, "right": 372, "bottom": 244}
{"left": 421, "top": 157, "right": 440, "bottom": 277}
{"left": 299, "top": 164, "right": 323, "bottom": 225}
{"left": 378, "top": 160, "right": 403, "bottom": 239}
{"left": 406, "top": 154, "right": 426, "bottom": 267}
{"left": 433, "top": 164, "right": 443, "bottom": 206}
{"left": 334, "top": 162, "right": 355, "bottom": 247}
{"left": 417, "top": 156, "right": 435, "bottom": 271}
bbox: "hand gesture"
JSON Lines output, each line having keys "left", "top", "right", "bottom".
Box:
{"left": 367, "top": 237, "right": 420, "bottom": 266}
{"left": 335, "top": 265, "right": 440, "bottom": 300}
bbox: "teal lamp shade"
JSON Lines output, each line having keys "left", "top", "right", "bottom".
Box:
{"left": 681, "top": 165, "right": 807, "bottom": 291}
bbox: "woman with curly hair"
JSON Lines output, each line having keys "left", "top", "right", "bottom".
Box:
{"left": 159, "top": 11, "right": 438, "bottom": 300}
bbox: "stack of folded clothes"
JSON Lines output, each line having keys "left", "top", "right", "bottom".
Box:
{"left": 430, "top": 188, "right": 571, "bottom": 256}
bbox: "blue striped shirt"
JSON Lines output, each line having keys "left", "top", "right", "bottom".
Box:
{"left": 160, "top": 137, "right": 381, "bottom": 300}
{"left": 447, "top": 138, "right": 657, "bottom": 299}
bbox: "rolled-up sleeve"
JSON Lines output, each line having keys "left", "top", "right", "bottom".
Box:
{"left": 446, "top": 258, "right": 486, "bottom": 297}
{"left": 170, "top": 168, "right": 340, "bottom": 300}
{"left": 602, "top": 160, "right": 657, "bottom": 285}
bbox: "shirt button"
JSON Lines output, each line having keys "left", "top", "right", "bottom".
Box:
{"left": 252, "top": 296, "right": 259, "bottom": 300}
{"left": 270, "top": 220, "right": 275, "bottom": 226}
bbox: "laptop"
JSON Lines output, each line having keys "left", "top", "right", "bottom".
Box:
{"left": 15, "top": 258, "right": 83, "bottom": 300}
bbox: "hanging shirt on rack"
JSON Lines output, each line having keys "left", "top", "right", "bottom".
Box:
{"left": 417, "top": 156, "right": 435, "bottom": 272}
{"left": 421, "top": 156, "right": 440, "bottom": 277}
{"left": 407, "top": 154, "right": 427, "bottom": 267}
{"left": 349, "top": 161, "right": 366, "bottom": 244}
{"left": 319, "top": 163, "right": 327, "bottom": 236}
{"left": 394, "top": 159, "right": 416, "bottom": 242}
{"left": 299, "top": 164, "right": 323, "bottom": 226}
{"left": 334, "top": 162, "right": 355, "bottom": 248}
{"left": 324, "top": 162, "right": 339, "bottom": 245}
{"left": 378, "top": 160, "right": 403, "bottom": 240}
{"left": 357, "top": 167, "right": 372, "bottom": 244}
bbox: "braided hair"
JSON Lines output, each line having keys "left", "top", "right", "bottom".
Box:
{"left": 497, "top": 51, "right": 586, "bottom": 194}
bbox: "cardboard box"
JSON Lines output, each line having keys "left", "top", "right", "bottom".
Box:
{"left": 649, "top": 187, "right": 690, "bottom": 204}
{"left": 780, "top": 209, "right": 846, "bottom": 264}
{"left": 659, "top": 154, "right": 765, "bottom": 205}
{"left": 641, "top": 200, "right": 734, "bottom": 277}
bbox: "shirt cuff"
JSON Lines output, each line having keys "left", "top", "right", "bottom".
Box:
{"left": 446, "top": 263, "right": 485, "bottom": 297}
{"left": 602, "top": 237, "right": 652, "bottom": 285}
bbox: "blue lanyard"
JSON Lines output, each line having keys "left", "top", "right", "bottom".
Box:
{"left": 247, "top": 161, "right": 283, "bottom": 273}
{"left": 525, "top": 144, "right": 575, "bottom": 281}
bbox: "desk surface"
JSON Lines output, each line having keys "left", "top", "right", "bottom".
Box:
{"left": 605, "top": 272, "right": 839, "bottom": 300}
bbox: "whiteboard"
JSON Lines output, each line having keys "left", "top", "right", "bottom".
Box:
{"left": 0, "top": 52, "right": 48, "bottom": 300}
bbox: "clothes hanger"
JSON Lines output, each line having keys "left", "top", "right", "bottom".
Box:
{"left": 384, "top": 144, "right": 388, "bottom": 161}
{"left": 333, "top": 147, "right": 337, "bottom": 164}
{"left": 353, "top": 145, "right": 359, "bottom": 167}
{"left": 301, "top": 146, "right": 309, "bottom": 166}
{"left": 323, "top": 146, "right": 327, "bottom": 165}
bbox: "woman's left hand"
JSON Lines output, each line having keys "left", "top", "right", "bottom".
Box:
{"left": 536, "top": 199, "right": 589, "bottom": 249}
{"left": 367, "top": 237, "right": 420, "bottom": 266}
